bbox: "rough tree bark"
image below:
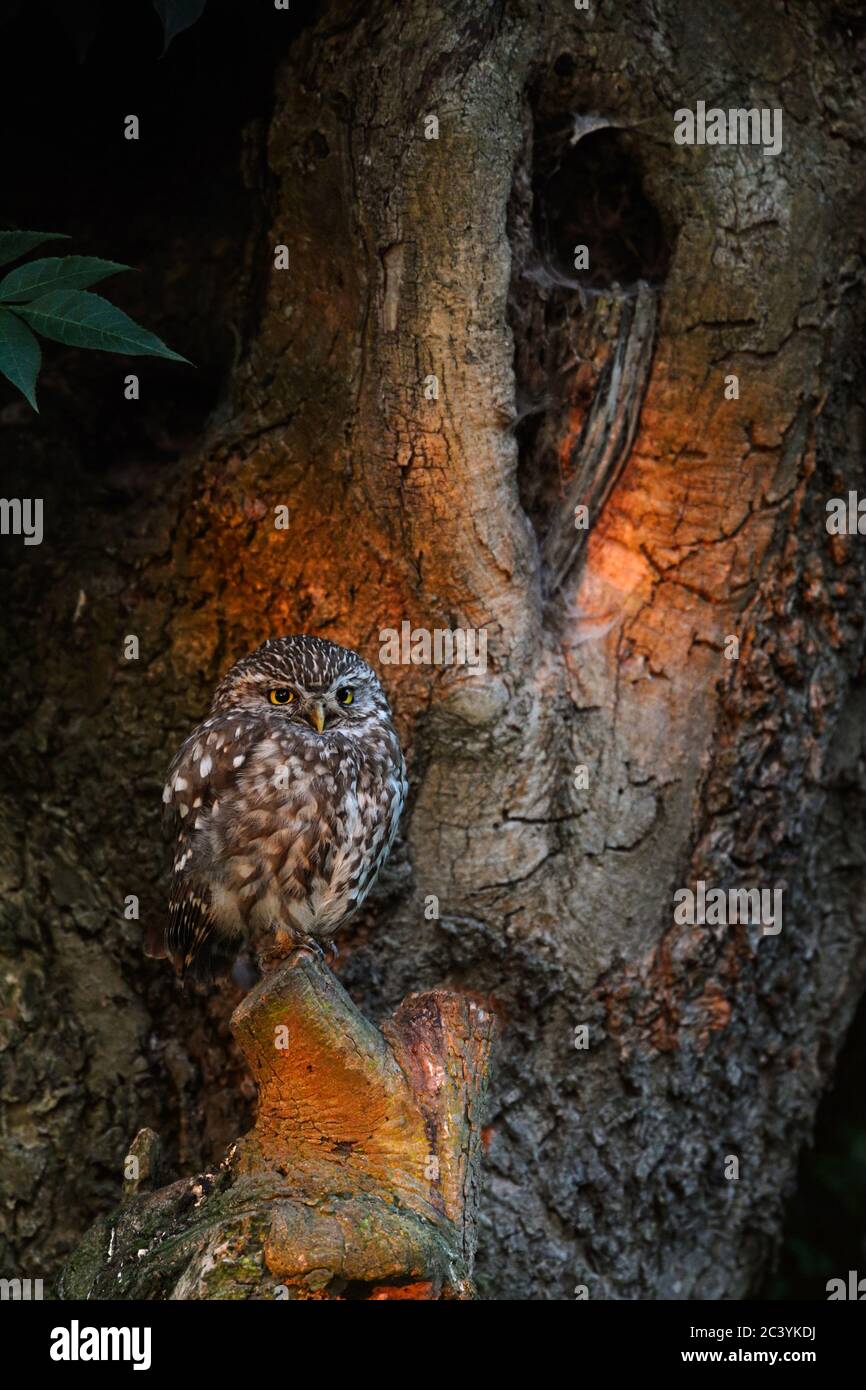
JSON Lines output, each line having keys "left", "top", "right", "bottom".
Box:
{"left": 2, "top": 0, "right": 866, "bottom": 1300}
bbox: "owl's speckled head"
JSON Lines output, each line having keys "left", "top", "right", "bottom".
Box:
{"left": 210, "top": 635, "right": 391, "bottom": 735}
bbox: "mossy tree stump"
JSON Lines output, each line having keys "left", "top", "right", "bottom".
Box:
{"left": 60, "top": 951, "right": 494, "bottom": 1300}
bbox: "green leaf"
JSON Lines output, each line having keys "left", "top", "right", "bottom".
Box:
{"left": 0, "top": 307, "right": 41, "bottom": 410}
{"left": 153, "top": 0, "right": 207, "bottom": 53}
{"left": 0, "top": 230, "right": 69, "bottom": 268}
{"left": 17, "top": 289, "right": 190, "bottom": 363}
{"left": 0, "top": 256, "right": 130, "bottom": 304}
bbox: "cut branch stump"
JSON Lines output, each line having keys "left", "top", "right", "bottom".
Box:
{"left": 60, "top": 951, "right": 495, "bottom": 1301}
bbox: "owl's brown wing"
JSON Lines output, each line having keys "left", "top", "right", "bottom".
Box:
{"left": 155, "top": 710, "right": 258, "bottom": 981}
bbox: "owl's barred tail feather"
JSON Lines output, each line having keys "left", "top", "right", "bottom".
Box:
{"left": 143, "top": 919, "right": 167, "bottom": 961}
{"left": 145, "top": 913, "right": 236, "bottom": 983}
{"left": 177, "top": 932, "right": 237, "bottom": 984}
{"left": 163, "top": 889, "right": 236, "bottom": 983}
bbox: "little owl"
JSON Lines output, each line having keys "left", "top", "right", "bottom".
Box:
{"left": 147, "top": 635, "right": 407, "bottom": 981}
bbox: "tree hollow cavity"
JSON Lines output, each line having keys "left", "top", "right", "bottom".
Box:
{"left": 534, "top": 123, "right": 672, "bottom": 293}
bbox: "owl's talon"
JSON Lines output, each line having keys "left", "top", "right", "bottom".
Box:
{"left": 256, "top": 948, "right": 283, "bottom": 974}
{"left": 297, "top": 936, "right": 327, "bottom": 963}
{"left": 295, "top": 936, "right": 339, "bottom": 966}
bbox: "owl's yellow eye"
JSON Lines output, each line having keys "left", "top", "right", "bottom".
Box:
{"left": 336, "top": 687, "right": 354, "bottom": 705}
{"left": 269, "top": 687, "right": 296, "bottom": 705}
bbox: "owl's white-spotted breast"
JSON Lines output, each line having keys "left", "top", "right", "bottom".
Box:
{"left": 147, "top": 635, "right": 407, "bottom": 981}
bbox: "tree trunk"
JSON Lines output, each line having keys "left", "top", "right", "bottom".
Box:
{"left": 3, "top": 0, "right": 866, "bottom": 1301}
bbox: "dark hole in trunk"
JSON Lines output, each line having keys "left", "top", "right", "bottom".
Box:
{"left": 534, "top": 124, "right": 672, "bottom": 292}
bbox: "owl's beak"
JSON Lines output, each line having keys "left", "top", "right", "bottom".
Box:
{"left": 305, "top": 700, "right": 326, "bottom": 734}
